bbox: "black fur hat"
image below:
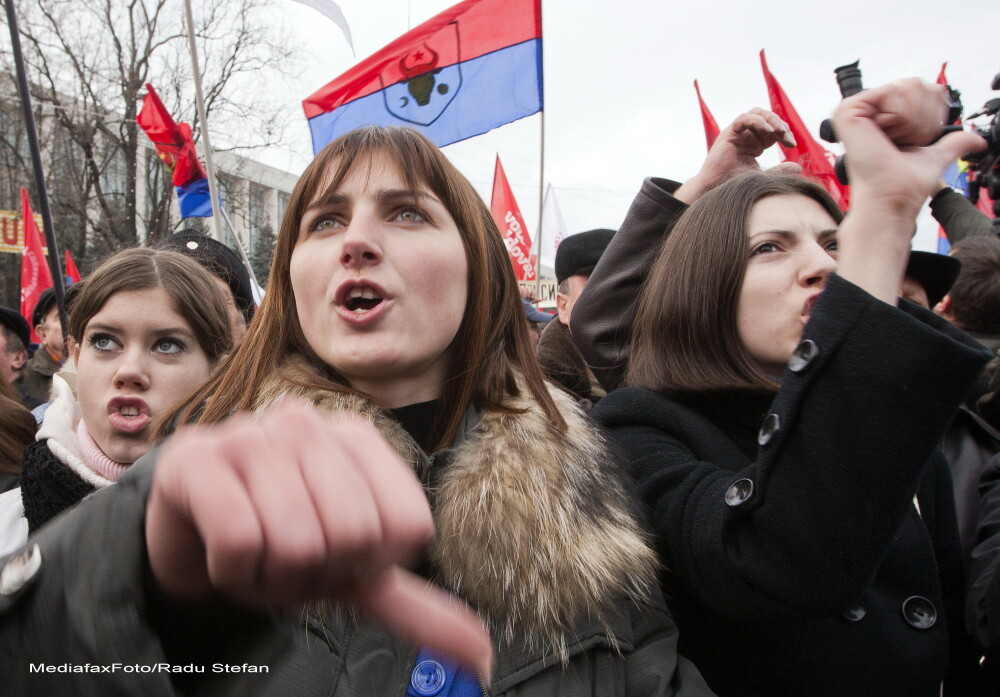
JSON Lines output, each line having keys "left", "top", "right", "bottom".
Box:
{"left": 555, "top": 229, "right": 615, "bottom": 284}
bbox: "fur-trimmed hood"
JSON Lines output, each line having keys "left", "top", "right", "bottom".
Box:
{"left": 256, "top": 357, "right": 658, "bottom": 654}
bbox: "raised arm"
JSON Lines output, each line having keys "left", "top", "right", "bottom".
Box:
{"left": 572, "top": 109, "right": 795, "bottom": 390}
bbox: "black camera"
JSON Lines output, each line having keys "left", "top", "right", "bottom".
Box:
{"left": 821, "top": 61, "right": 996, "bottom": 215}
{"left": 962, "top": 73, "right": 1000, "bottom": 215}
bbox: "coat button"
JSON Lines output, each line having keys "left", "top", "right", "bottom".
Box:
{"left": 0, "top": 544, "right": 41, "bottom": 596}
{"left": 725, "top": 478, "right": 754, "bottom": 507}
{"left": 788, "top": 340, "right": 819, "bottom": 372}
{"left": 843, "top": 605, "right": 866, "bottom": 622}
{"left": 758, "top": 413, "right": 780, "bottom": 446}
{"left": 410, "top": 659, "right": 447, "bottom": 696}
{"left": 902, "top": 596, "right": 937, "bottom": 630}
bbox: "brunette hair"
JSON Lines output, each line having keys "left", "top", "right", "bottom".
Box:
{"left": 0, "top": 374, "right": 35, "bottom": 474}
{"left": 947, "top": 236, "right": 1000, "bottom": 335}
{"left": 168, "top": 126, "right": 564, "bottom": 449}
{"left": 70, "top": 247, "right": 233, "bottom": 363}
{"left": 626, "top": 171, "right": 843, "bottom": 394}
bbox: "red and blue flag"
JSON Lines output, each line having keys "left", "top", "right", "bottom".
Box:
{"left": 302, "top": 0, "right": 542, "bottom": 152}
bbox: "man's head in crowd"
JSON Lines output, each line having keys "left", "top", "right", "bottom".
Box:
{"left": 901, "top": 250, "right": 961, "bottom": 310}
{"left": 0, "top": 307, "right": 29, "bottom": 385}
{"left": 555, "top": 228, "right": 615, "bottom": 329}
{"left": 934, "top": 236, "right": 1000, "bottom": 335}
{"left": 32, "top": 288, "right": 66, "bottom": 360}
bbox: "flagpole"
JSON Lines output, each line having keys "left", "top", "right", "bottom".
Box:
{"left": 4, "top": 0, "right": 67, "bottom": 337}
{"left": 183, "top": 0, "right": 224, "bottom": 244}
{"left": 534, "top": 112, "right": 545, "bottom": 298}
{"left": 219, "top": 208, "right": 261, "bottom": 288}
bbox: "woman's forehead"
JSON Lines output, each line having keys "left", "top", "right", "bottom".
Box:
{"left": 310, "top": 150, "right": 427, "bottom": 203}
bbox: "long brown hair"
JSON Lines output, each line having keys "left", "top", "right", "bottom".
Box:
{"left": 626, "top": 171, "right": 844, "bottom": 394}
{"left": 0, "top": 374, "right": 35, "bottom": 474}
{"left": 168, "top": 126, "right": 564, "bottom": 449}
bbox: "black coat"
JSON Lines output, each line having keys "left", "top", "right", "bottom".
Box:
{"left": 593, "top": 275, "right": 990, "bottom": 697}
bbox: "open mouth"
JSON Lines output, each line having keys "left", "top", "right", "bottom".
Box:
{"left": 344, "top": 286, "right": 384, "bottom": 313}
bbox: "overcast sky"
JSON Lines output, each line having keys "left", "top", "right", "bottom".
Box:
{"left": 259, "top": 0, "right": 999, "bottom": 252}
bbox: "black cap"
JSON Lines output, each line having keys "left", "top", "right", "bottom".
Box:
{"left": 156, "top": 231, "right": 255, "bottom": 323}
{"left": 31, "top": 288, "right": 57, "bottom": 329}
{"left": 0, "top": 306, "right": 30, "bottom": 349}
{"left": 906, "top": 250, "right": 961, "bottom": 308}
{"left": 555, "top": 229, "right": 615, "bottom": 284}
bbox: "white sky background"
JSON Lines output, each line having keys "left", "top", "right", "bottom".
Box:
{"left": 255, "top": 0, "right": 1000, "bottom": 252}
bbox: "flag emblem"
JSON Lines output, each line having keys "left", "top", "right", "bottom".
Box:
{"left": 382, "top": 28, "right": 462, "bottom": 125}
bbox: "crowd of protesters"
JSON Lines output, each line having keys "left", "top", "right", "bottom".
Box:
{"left": 0, "top": 77, "right": 999, "bottom": 697}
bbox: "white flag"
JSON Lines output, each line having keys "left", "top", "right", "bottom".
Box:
{"left": 537, "top": 184, "right": 567, "bottom": 279}
{"left": 289, "top": 0, "right": 355, "bottom": 56}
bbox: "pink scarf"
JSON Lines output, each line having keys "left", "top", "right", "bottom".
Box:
{"left": 76, "top": 419, "right": 130, "bottom": 483}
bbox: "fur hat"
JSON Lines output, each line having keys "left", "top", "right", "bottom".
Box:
{"left": 906, "top": 250, "right": 961, "bottom": 308}
{"left": 555, "top": 229, "right": 615, "bottom": 284}
{"left": 156, "top": 231, "right": 255, "bottom": 323}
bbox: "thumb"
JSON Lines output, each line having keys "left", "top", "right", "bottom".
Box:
{"left": 927, "top": 130, "right": 987, "bottom": 169}
{"left": 347, "top": 567, "right": 495, "bottom": 680}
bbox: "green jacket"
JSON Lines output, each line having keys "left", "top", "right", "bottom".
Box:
{"left": 23, "top": 346, "right": 61, "bottom": 402}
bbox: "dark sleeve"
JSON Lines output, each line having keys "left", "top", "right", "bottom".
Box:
{"left": 0, "top": 447, "right": 327, "bottom": 696}
{"left": 571, "top": 177, "right": 688, "bottom": 392}
{"left": 930, "top": 187, "right": 998, "bottom": 244}
{"left": 966, "top": 452, "right": 1000, "bottom": 662}
{"left": 595, "top": 275, "right": 990, "bottom": 622}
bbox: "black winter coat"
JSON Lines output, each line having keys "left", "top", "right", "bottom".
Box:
{"left": 592, "top": 274, "right": 990, "bottom": 697}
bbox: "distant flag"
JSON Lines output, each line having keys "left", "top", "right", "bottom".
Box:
{"left": 694, "top": 80, "right": 720, "bottom": 151}
{"left": 19, "top": 187, "right": 53, "bottom": 341}
{"left": 760, "top": 50, "right": 850, "bottom": 211}
{"left": 937, "top": 227, "right": 951, "bottom": 254}
{"left": 289, "top": 0, "right": 355, "bottom": 56}
{"left": 136, "top": 83, "right": 215, "bottom": 218}
{"left": 936, "top": 62, "right": 948, "bottom": 87}
{"left": 538, "top": 184, "right": 567, "bottom": 277}
{"left": 490, "top": 156, "right": 535, "bottom": 281}
{"left": 303, "top": 0, "right": 543, "bottom": 152}
{"left": 64, "top": 250, "right": 81, "bottom": 284}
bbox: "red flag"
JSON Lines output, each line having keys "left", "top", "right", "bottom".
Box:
{"left": 489, "top": 156, "right": 535, "bottom": 281}
{"left": 936, "top": 62, "right": 948, "bottom": 86}
{"left": 694, "top": 80, "right": 720, "bottom": 151}
{"left": 20, "top": 187, "right": 53, "bottom": 341}
{"left": 65, "top": 250, "right": 81, "bottom": 284}
{"left": 137, "top": 83, "right": 207, "bottom": 187}
{"left": 760, "top": 50, "right": 850, "bottom": 211}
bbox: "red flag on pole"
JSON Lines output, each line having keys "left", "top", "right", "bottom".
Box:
{"left": 694, "top": 80, "right": 720, "bottom": 151}
{"left": 65, "top": 249, "right": 81, "bottom": 284}
{"left": 489, "top": 156, "right": 535, "bottom": 281}
{"left": 137, "top": 83, "right": 207, "bottom": 187}
{"left": 760, "top": 50, "right": 850, "bottom": 211}
{"left": 20, "top": 187, "right": 53, "bottom": 342}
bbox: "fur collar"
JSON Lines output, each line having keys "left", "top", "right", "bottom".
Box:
{"left": 256, "top": 357, "right": 658, "bottom": 653}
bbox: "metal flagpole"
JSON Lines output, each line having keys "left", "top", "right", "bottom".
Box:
{"left": 533, "top": 0, "right": 544, "bottom": 298}
{"left": 534, "top": 110, "right": 545, "bottom": 298}
{"left": 219, "top": 207, "right": 261, "bottom": 287}
{"left": 4, "top": 0, "right": 67, "bottom": 337}
{"left": 182, "top": 0, "right": 225, "bottom": 244}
